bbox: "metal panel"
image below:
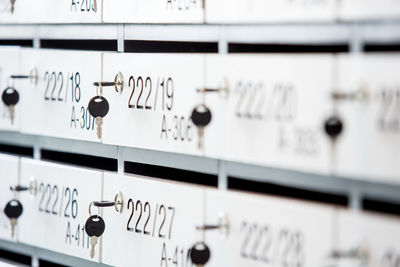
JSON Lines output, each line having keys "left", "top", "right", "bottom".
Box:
{"left": 339, "top": 0, "right": 400, "bottom": 21}
{"left": 2, "top": 131, "right": 400, "bottom": 205}
{"left": 204, "top": 189, "right": 336, "bottom": 267}
{"left": 101, "top": 172, "right": 206, "bottom": 267}
{"left": 335, "top": 54, "right": 400, "bottom": 184}
{"left": 19, "top": 49, "right": 102, "bottom": 142}
{"left": 103, "top": 0, "right": 204, "bottom": 23}
{"left": 206, "top": 0, "right": 337, "bottom": 23}
{"left": 18, "top": 158, "right": 103, "bottom": 261}
{"left": 205, "top": 54, "right": 334, "bottom": 175}
{"left": 0, "top": 239, "right": 114, "bottom": 267}
{"left": 0, "top": 0, "right": 102, "bottom": 23}
{"left": 336, "top": 210, "right": 400, "bottom": 267}
{"left": 0, "top": 23, "right": 399, "bottom": 45}
{"left": 102, "top": 53, "right": 221, "bottom": 158}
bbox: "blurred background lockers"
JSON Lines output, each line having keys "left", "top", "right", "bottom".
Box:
{"left": 0, "top": 0, "right": 400, "bottom": 267}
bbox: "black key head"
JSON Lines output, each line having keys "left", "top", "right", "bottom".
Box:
{"left": 88, "top": 96, "right": 109, "bottom": 119}
{"left": 85, "top": 215, "right": 105, "bottom": 237}
{"left": 191, "top": 104, "right": 212, "bottom": 127}
{"left": 4, "top": 199, "right": 23, "bottom": 219}
{"left": 190, "top": 242, "right": 211, "bottom": 265}
{"left": 324, "top": 116, "right": 343, "bottom": 139}
{"left": 2, "top": 87, "right": 19, "bottom": 106}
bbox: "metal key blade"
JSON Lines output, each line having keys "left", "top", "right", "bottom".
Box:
{"left": 95, "top": 117, "right": 103, "bottom": 140}
{"left": 10, "top": 0, "right": 15, "bottom": 13}
{"left": 85, "top": 214, "right": 105, "bottom": 258}
{"left": 198, "top": 127, "right": 204, "bottom": 150}
{"left": 10, "top": 218, "right": 17, "bottom": 237}
{"left": 9, "top": 105, "right": 14, "bottom": 124}
{"left": 90, "top": 236, "right": 98, "bottom": 258}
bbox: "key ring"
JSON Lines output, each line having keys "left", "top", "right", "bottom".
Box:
{"left": 88, "top": 191, "right": 124, "bottom": 216}
{"left": 89, "top": 201, "right": 114, "bottom": 216}
{"left": 88, "top": 202, "right": 96, "bottom": 217}
{"left": 96, "top": 83, "right": 103, "bottom": 97}
{"left": 6, "top": 77, "right": 15, "bottom": 88}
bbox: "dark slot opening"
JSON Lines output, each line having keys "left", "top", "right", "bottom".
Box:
{"left": 0, "top": 143, "right": 33, "bottom": 157}
{"left": 39, "top": 259, "right": 68, "bottom": 267}
{"left": 124, "top": 40, "right": 218, "bottom": 53}
{"left": 364, "top": 43, "right": 400, "bottom": 52}
{"left": 229, "top": 177, "right": 348, "bottom": 206}
{"left": 124, "top": 161, "right": 218, "bottom": 187}
{"left": 0, "top": 248, "right": 31, "bottom": 265}
{"left": 41, "top": 149, "right": 117, "bottom": 171}
{"left": 0, "top": 39, "right": 33, "bottom": 47}
{"left": 40, "top": 39, "right": 117, "bottom": 51}
{"left": 363, "top": 198, "right": 400, "bottom": 217}
{"left": 229, "top": 43, "right": 349, "bottom": 53}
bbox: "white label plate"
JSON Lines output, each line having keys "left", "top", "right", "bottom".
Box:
{"left": 103, "top": 0, "right": 203, "bottom": 23}
{"left": 335, "top": 54, "right": 400, "bottom": 183}
{"left": 0, "top": 47, "right": 21, "bottom": 132}
{"left": 336, "top": 211, "right": 400, "bottom": 267}
{"left": 20, "top": 49, "right": 101, "bottom": 142}
{"left": 18, "top": 159, "right": 102, "bottom": 261}
{"left": 205, "top": 189, "right": 335, "bottom": 267}
{"left": 101, "top": 172, "right": 205, "bottom": 267}
{"left": 0, "top": 0, "right": 101, "bottom": 23}
{"left": 0, "top": 154, "right": 19, "bottom": 242}
{"left": 206, "top": 0, "right": 336, "bottom": 23}
{"left": 339, "top": 0, "right": 400, "bottom": 20}
{"left": 206, "top": 55, "right": 333, "bottom": 174}
{"left": 102, "top": 53, "right": 221, "bottom": 158}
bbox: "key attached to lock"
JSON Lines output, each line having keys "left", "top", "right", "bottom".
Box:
{"left": 2, "top": 70, "right": 39, "bottom": 124}
{"left": 191, "top": 104, "right": 212, "bottom": 150}
{"left": 1, "top": 87, "right": 19, "bottom": 125}
{"left": 190, "top": 214, "right": 229, "bottom": 266}
{"left": 191, "top": 84, "right": 228, "bottom": 151}
{"left": 85, "top": 215, "right": 105, "bottom": 258}
{"left": 85, "top": 193, "right": 124, "bottom": 258}
{"left": 89, "top": 74, "right": 124, "bottom": 140}
{"left": 191, "top": 242, "right": 211, "bottom": 267}
{"left": 4, "top": 199, "right": 23, "bottom": 237}
{"left": 3, "top": 183, "right": 36, "bottom": 238}
{"left": 88, "top": 95, "right": 109, "bottom": 140}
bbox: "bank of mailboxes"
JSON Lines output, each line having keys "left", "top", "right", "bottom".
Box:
{"left": 0, "top": 0, "right": 399, "bottom": 23}
{"left": 1, "top": 47, "right": 400, "bottom": 184}
{"left": 0, "top": 153, "right": 398, "bottom": 266}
